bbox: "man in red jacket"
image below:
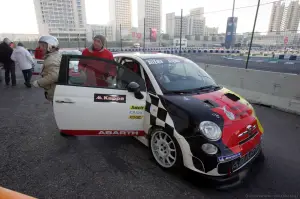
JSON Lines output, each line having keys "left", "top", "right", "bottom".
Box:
{"left": 79, "top": 35, "right": 116, "bottom": 87}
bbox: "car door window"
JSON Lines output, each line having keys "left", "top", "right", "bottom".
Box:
{"left": 120, "top": 58, "right": 142, "bottom": 77}
{"left": 60, "top": 55, "right": 146, "bottom": 92}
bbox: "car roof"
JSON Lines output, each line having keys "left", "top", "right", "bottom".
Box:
{"left": 114, "top": 52, "right": 183, "bottom": 60}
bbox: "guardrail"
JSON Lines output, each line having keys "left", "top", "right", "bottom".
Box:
{"left": 203, "top": 64, "right": 300, "bottom": 115}
{"left": 108, "top": 47, "right": 241, "bottom": 54}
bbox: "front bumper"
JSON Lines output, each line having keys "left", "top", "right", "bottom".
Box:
{"left": 188, "top": 146, "right": 263, "bottom": 187}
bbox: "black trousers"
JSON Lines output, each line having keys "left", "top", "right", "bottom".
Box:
{"left": 4, "top": 63, "right": 16, "bottom": 85}
{"left": 22, "top": 69, "right": 32, "bottom": 84}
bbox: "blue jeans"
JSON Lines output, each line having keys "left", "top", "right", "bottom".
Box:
{"left": 22, "top": 69, "right": 32, "bottom": 85}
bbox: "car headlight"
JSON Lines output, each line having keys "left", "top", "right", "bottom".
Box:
{"left": 199, "top": 121, "right": 222, "bottom": 141}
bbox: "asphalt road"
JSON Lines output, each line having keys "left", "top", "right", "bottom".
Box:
{"left": 182, "top": 54, "right": 300, "bottom": 74}
{"left": 0, "top": 69, "right": 300, "bottom": 199}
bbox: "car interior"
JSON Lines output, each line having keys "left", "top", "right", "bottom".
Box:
{"left": 119, "top": 58, "right": 155, "bottom": 93}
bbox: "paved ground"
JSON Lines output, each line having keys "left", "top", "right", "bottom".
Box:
{"left": 182, "top": 54, "right": 300, "bottom": 74}
{"left": 0, "top": 69, "right": 300, "bottom": 199}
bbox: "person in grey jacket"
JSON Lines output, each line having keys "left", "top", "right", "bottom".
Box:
{"left": 32, "top": 35, "right": 62, "bottom": 103}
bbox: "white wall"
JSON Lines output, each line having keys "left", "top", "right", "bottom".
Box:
{"left": 203, "top": 64, "right": 300, "bottom": 115}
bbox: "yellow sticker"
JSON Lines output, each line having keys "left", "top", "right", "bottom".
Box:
{"left": 130, "top": 105, "right": 145, "bottom": 110}
{"left": 129, "top": 115, "right": 144, "bottom": 119}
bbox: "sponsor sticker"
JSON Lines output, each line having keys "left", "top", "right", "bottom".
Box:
{"left": 128, "top": 115, "right": 144, "bottom": 119}
{"left": 94, "top": 94, "right": 126, "bottom": 103}
{"left": 218, "top": 152, "right": 241, "bottom": 163}
{"left": 130, "top": 105, "right": 145, "bottom": 110}
{"left": 129, "top": 110, "right": 144, "bottom": 115}
{"left": 145, "top": 59, "right": 164, "bottom": 65}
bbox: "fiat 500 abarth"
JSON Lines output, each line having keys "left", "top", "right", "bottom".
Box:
{"left": 51, "top": 53, "right": 264, "bottom": 179}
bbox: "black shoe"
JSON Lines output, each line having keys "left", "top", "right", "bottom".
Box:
{"left": 12, "top": 84, "right": 16, "bottom": 87}
{"left": 24, "top": 82, "right": 31, "bottom": 88}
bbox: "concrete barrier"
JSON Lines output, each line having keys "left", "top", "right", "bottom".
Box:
{"left": 203, "top": 64, "right": 300, "bottom": 115}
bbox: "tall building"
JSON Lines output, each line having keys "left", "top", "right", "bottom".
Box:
{"left": 268, "top": 1, "right": 285, "bottom": 32}
{"left": 281, "top": 0, "right": 300, "bottom": 31}
{"left": 204, "top": 26, "right": 219, "bottom": 36}
{"left": 33, "top": 0, "right": 87, "bottom": 41}
{"left": 138, "top": 0, "right": 162, "bottom": 41}
{"left": 166, "top": 13, "right": 176, "bottom": 38}
{"left": 166, "top": 7, "right": 205, "bottom": 39}
{"left": 189, "top": 8, "right": 206, "bottom": 36}
{"left": 109, "top": 0, "right": 132, "bottom": 41}
{"left": 268, "top": 0, "right": 300, "bottom": 33}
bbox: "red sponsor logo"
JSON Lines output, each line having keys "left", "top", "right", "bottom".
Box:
{"left": 94, "top": 94, "right": 126, "bottom": 103}
{"left": 96, "top": 96, "right": 124, "bottom": 101}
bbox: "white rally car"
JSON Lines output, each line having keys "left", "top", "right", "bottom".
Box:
{"left": 52, "top": 53, "right": 264, "bottom": 181}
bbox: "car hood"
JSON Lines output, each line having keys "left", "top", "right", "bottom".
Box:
{"left": 160, "top": 87, "right": 263, "bottom": 149}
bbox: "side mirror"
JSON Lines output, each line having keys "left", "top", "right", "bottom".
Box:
{"left": 127, "top": 82, "right": 144, "bottom": 99}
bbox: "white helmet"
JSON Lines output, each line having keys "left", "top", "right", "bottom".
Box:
{"left": 38, "top": 35, "right": 59, "bottom": 52}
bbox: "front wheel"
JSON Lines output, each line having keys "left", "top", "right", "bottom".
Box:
{"left": 150, "top": 129, "right": 183, "bottom": 170}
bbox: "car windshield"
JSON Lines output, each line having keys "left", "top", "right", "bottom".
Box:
{"left": 143, "top": 57, "right": 218, "bottom": 93}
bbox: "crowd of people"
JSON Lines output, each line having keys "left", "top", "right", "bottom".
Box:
{"left": 0, "top": 34, "right": 113, "bottom": 104}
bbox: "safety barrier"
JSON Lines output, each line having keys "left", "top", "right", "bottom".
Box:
{"left": 108, "top": 47, "right": 241, "bottom": 54}
{"left": 203, "top": 64, "right": 300, "bottom": 115}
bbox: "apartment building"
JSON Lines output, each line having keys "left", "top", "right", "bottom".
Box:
{"left": 138, "top": 0, "right": 162, "bottom": 41}
{"left": 109, "top": 0, "right": 132, "bottom": 41}
{"left": 166, "top": 7, "right": 206, "bottom": 39}
{"left": 86, "top": 24, "right": 113, "bottom": 42}
{"left": 33, "top": 0, "right": 87, "bottom": 41}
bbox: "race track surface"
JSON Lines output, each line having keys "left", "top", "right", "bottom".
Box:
{"left": 182, "top": 54, "right": 300, "bottom": 74}
{"left": 0, "top": 69, "right": 299, "bottom": 199}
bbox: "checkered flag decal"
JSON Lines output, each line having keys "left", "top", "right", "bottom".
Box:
{"left": 145, "top": 93, "right": 176, "bottom": 135}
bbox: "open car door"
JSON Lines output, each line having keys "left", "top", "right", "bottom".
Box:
{"left": 53, "top": 55, "right": 147, "bottom": 136}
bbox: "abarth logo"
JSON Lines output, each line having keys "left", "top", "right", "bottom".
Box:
{"left": 238, "top": 125, "right": 256, "bottom": 137}
{"left": 222, "top": 106, "right": 235, "bottom": 120}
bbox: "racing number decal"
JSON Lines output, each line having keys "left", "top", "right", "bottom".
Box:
{"left": 129, "top": 105, "right": 145, "bottom": 119}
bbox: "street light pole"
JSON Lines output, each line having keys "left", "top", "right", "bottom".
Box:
{"left": 179, "top": 9, "right": 183, "bottom": 53}
{"left": 232, "top": 0, "right": 235, "bottom": 17}
{"left": 245, "top": 0, "right": 260, "bottom": 69}
{"left": 120, "top": 24, "right": 122, "bottom": 51}
{"left": 149, "top": 28, "right": 152, "bottom": 43}
{"left": 143, "top": 18, "right": 146, "bottom": 52}
{"left": 105, "top": 27, "right": 107, "bottom": 48}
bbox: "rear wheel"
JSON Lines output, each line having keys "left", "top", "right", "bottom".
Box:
{"left": 150, "top": 129, "right": 183, "bottom": 170}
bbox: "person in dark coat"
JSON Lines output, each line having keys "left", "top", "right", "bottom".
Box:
{"left": 0, "top": 38, "right": 16, "bottom": 86}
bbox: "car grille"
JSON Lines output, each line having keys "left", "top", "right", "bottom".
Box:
{"left": 239, "top": 131, "right": 258, "bottom": 145}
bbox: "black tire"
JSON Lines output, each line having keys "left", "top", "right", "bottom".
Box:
{"left": 256, "top": 149, "right": 265, "bottom": 162}
{"left": 149, "top": 128, "right": 184, "bottom": 170}
{"left": 60, "top": 131, "right": 75, "bottom": 137}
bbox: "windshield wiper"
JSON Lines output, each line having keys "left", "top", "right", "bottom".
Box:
{"left": 197, "top": 85, "right": 222, "bottom": 91}
{"left": 164, "top": 85, "right": 222, "bottom": 95}
{"left": 164, "top": 90, "right": 195, "bottom": 94}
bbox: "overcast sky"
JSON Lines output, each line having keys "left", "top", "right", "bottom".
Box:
{"left": 0, "top": 0, "right": 277, "bottom": 34}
